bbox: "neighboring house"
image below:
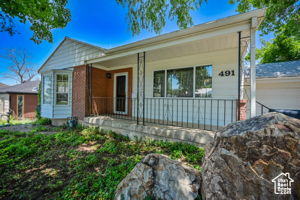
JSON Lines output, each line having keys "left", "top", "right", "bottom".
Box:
{"left": 0, "top": 83, "right": 8, "bottom": 88}
{"left": 39, "top": 9, "right": 265, "bottom": 130}
{"left": 244, "top": 60, "right": 300, "bottom": 114}
{"left": 0, "top": 81, "right": 40, "bottom": 120}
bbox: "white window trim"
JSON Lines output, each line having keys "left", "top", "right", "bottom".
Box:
{"left": 42, "top": 74, "right": 52, "bottom": 105}
{"left": 113, "top": 72, "right": 128, "bottom": 114}
{"left": 55, "top": 73, "right": 69, "bottom": 106}
{"left": 16, "top": 95, "right": 24, "bottom": 119}
{"left": 152, "top": 65, "right": 213, "bottom": 98}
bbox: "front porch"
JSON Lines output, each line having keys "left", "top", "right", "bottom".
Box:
{"left": 69, "top": 11, "right": 265, "bottom": 137}
{"left": 81, "top": 31, "right": 249, "bottom": 132}
{"left": 82, "top": 115, "right": 214, "bottom": 147}
{"left": 89, "top": 97, "right": 239, "bottom": 131}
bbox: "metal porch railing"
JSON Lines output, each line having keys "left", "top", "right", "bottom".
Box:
{"left": 91, "top": 97, "right": 238, "bottom": 131}
{"left": 256, "top": 101, "right": 270, "bottom": 116}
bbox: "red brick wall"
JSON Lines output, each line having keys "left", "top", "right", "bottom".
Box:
{"left": 71, "top": 66, "right": 133, "bottom": 118}
{"left": 9, "top": 93, "right": 38, "bottom": 119}
{"left": 72, "top": 65, "right": 88, "bottom": 120}
{"left": 237, "top": 99, "right": 247, "bottom": 121}
{"left": 91, "top": 67, "right": 133, "bottom": 116}
{"left": 24, "top": 94, "right": 38, "bottom": 118}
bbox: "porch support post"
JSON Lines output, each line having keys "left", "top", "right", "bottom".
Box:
{"left": 237, "top": 31, "right": 241, "bottom": 121}
{"left": 137, "top": 52, "right": 146, "bottom": 125}
{"left": 88, "top": 64, "right": 92, "bottom": 116}
{"left": 250, "top": 17, "right": 257, "bottom": 117}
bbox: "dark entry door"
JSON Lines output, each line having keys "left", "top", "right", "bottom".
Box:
{"left": 116, "top": 75, "right": 126, "bottom": 113}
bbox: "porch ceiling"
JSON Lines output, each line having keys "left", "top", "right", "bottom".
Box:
{"left": 92, "top": 31, "right": 250, "bottom": 69}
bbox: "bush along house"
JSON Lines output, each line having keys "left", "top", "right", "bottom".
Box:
{"left": 38, "top": 9, "right": 265, "bottom": 135}
{"left": 0, "top": 80, "right": 39, "bottom": 120}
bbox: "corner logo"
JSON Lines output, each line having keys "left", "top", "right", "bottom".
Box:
{"left": 272, "top": 173, "right": 294, "bottom": 195}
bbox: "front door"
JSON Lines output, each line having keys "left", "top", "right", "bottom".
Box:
{"left": 115, "top": 74, "right": 127, "bottom": 114}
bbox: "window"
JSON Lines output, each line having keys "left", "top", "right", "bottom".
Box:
{"left": 17, "top": 95, "right": 24, "bottom": 118}
{"left": 167, "top": 68, "right": 193, "bottom": 97}
{"left": 56, "top": 74, "right": 69, "bottom": 105}
{"left": 195, "top": 65, "right": 212, "bottom": 97}
{"left": 153, "top": 71, "right": 165, "bottom": 97}
{"left": 43, "top": 75, "right": 52, "bottom": 104}
{"left": 153, "top": 65, "right": 213, "bottom": 98}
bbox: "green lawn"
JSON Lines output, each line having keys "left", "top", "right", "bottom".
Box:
{"left": 0, "top": 119, "right": 35, "bottom": 126}
{"left": 0, "top": 125, "right": 205, "bottom": 200}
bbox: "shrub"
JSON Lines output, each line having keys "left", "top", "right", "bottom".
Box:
{"left": 35, "top": 105, "right": 41, "bottom": 119}
{"left": 35, "top": 118, "right": 51, "bottom": 125}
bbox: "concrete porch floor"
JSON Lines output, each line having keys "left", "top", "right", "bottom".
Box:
{"left": 82, "top": 116, "right": 215, "bottom": 147}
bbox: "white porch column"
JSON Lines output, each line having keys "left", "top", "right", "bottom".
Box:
{"left": 137, "top": 52, "right": 145, "bottom": 125}
{"left": 250, "top": 17, "right": 257, "bottom": 117}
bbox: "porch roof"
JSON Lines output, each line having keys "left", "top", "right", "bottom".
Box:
{"left": 87, "top": 9, "right": 265, "bottom": 67}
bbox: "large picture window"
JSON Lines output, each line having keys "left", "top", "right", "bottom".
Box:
{"left": 56, "top": 74, "right": 69, "bottom": 105}
{"left": 153, "top": 65, "right": 212, "bottom": 98}
{"left": 153, "top": 71, "right": 165, "bottom": 97}
{"left": 43, "top": 75, "right": 52, "bottom": 104}
{"left": 195, "top": 65, "right": 212, "bottom": 97}
{"left": 167, "top": 68, "right": 193, "bottom": 97}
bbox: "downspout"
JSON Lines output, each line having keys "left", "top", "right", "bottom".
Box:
{"left": 88, "top": 64, "right": 92, "bottom": 116}
{"left": 136, "top": 53, "right": 139, "bottom": 124}
{"left": 52, "top": 71, "right": 55, "bottom": 119}
{"left": 143, "top": 51, "right": 145, "bottom": 125}
{"left": 250, "top": 17, "right": 257, "bottom": 117}
{"left": 238, "top": 31, "right": 241, "bottom": 121}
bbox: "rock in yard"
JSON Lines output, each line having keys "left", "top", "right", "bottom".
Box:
{"left": 202, "top": 112, "right": 300, "bottom": 200}
{"left": 115, "top": 153, "right": 201, "bottom": 200}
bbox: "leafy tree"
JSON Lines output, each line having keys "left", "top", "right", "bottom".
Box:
{"left": 116, "top": 0, "right": 207, "bottom": 35}
{"left": 117, "top": 0, "right": 299, "bottom": 37}
{"left": 117, "top": 0, "right": 299, "bottom": 63}
{"left": 230, "top": 0, "right": 299, "bottom": 37}
{"left": 0, "top": 0, "right": 71, "bottom": 43}
{"left": 256, "top": 32, "right": 300, "bottom": 64}
{"left": 235, "top": 0, "right": 300, "bottom": 63}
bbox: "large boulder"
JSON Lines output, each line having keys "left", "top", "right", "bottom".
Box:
{"left": 115, "top": 153, "right": 201, "bottom": 200}
{"left": 202, "top": 112, "right": 300, "bottom": 200}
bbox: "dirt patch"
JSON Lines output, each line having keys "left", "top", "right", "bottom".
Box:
{"left": 77, "top": 141, "right": 101, "bottom": 152}
{"left": 0, "top": 124, "right": 36, "bottom": 132}
{"left": 0, "top": 124, "right": 57, "bottom": 135}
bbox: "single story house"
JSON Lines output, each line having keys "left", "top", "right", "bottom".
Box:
{"left": 244, "top": 60, "right": 300, "bottom": 116}
{"left": 0, "top": 83, "right": 8, "bottom": 88}
{"left": 39, "top": 9, "right": 265, "bottom": 130}
{"left": 0, "top": 80, "right": 40, "bottom": 120}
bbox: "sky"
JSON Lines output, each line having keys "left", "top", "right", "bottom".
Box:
{"left": 0, "top": 0, "right": 273, "bottom": 85}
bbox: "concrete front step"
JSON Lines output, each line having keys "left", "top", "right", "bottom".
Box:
{"left": 82, "top": 116, "right": 215, "bottom": 147}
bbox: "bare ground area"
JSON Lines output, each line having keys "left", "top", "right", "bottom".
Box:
{"left": 0, "top": 125, "right": 204, "bottom": 200}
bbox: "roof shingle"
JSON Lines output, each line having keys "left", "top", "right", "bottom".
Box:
{"left": 0, "top": 80, "right": 40, "bottom": 94}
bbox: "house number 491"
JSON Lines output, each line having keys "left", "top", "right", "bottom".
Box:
{"left": 218, "top": 70, "right": 235, "bottom": 77}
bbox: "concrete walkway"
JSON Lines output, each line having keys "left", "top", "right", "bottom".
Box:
{"left": 82, "top": 116, "right": 215, "bottom": 147}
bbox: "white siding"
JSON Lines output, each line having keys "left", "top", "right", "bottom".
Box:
{"left": 108, "top": 48, "right": 239, "bottom": 128}
{"left": 40, "top": 38, "right": 103, "bottom": 119}
{"left": 41, "top": 70, "right": 73, "bottom": 119}
{"left": 142, "top": 48, "right": 238, "bottom": 128}
{"left": 41, "top": 72, "right": 53, "bottom": 118}
{"left": 140, "top": 48, "right": 239, "bottom": 99}
{"left": 0, "top": 94, "right": 10, "bottom": 114}
{"left": 40, "top": 39, "right": 105, "bottom": 73}
{"left": 53, "top": 71, "right": 73, "bottom": 119}
{"left": 245, "top": 77, "right": 300, "bottom": 115}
